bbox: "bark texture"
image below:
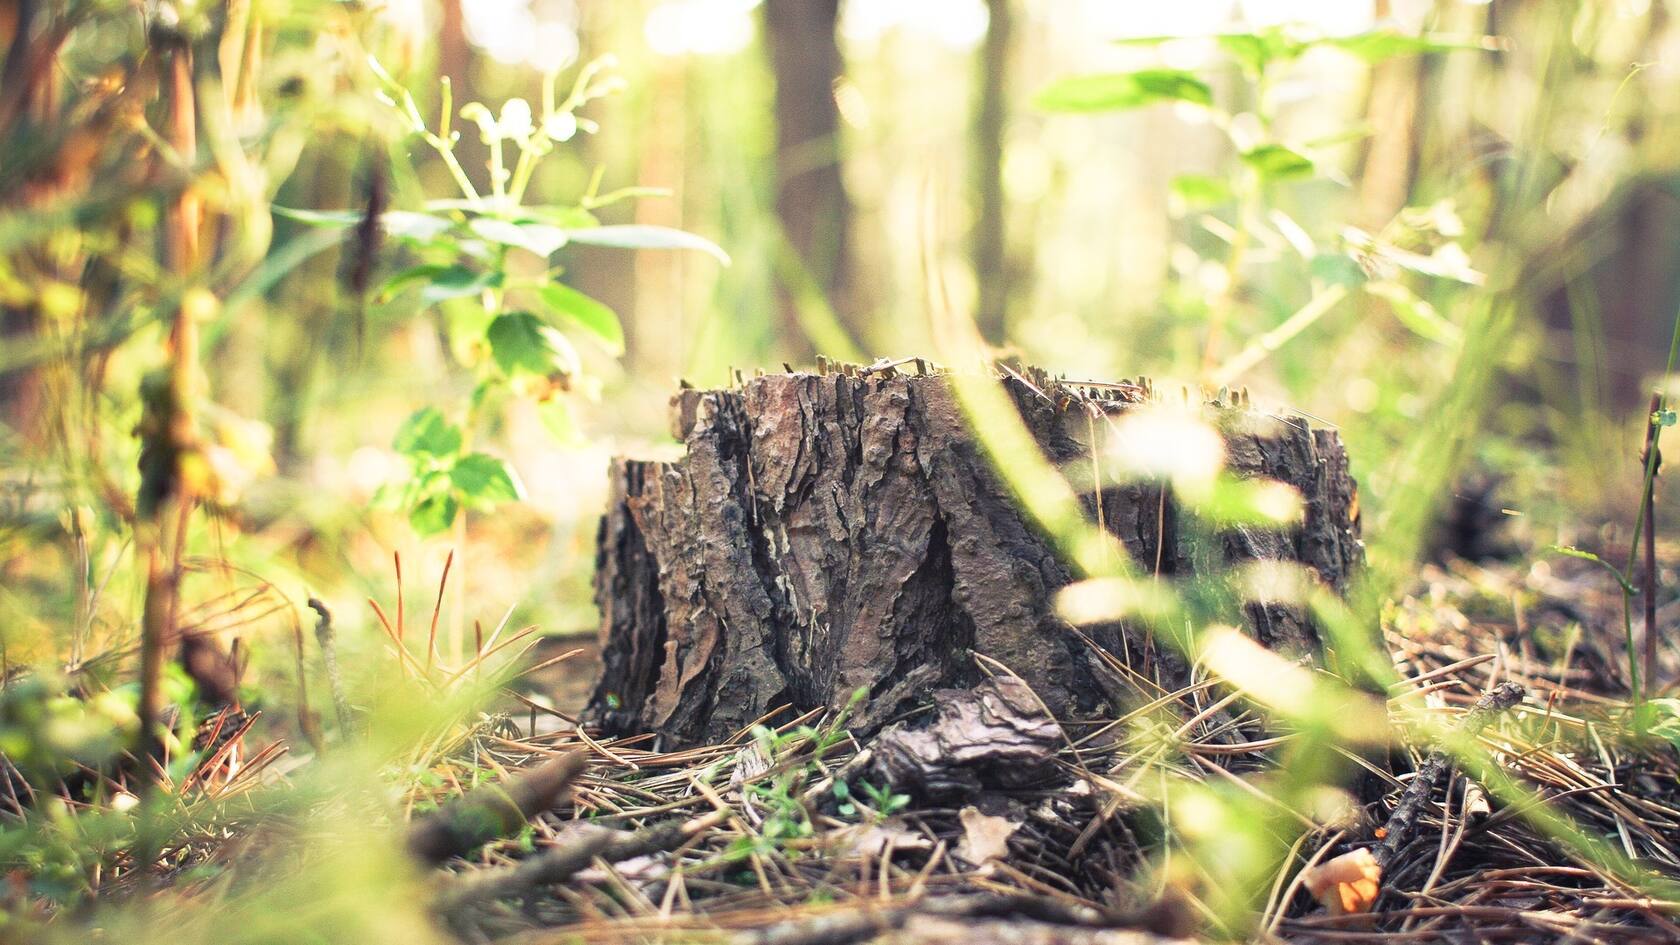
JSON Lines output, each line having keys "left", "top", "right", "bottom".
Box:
{"left": 588, "top": 368, "right": 1362, "bottom": 747}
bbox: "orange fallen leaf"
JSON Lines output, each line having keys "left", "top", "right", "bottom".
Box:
{"left": 1302, "top": 847, "right": 1382, "bottom": 915}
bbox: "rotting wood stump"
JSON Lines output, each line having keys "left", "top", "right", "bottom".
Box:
{"left": 586, "top": 365, "right": 1362, "bottom": 747}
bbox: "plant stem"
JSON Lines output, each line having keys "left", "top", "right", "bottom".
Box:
{"left": 426, "top": 132, "right": 481, "bottom": 205}
{"left": 426, "top": 76, "right": 481, "bottom": 205}
{"left": 451, "top": 510, "right": 466, "bottom": 667}
{"left": 1211, "top": 284, "right": 1349, "bottom": 386}
{"left": 489, "top": 134, "right": 506, "bottom": 202}
{"left": 1643, "top": 391, "right": 1661, "bottom": 695}
{"left": 1201, "top": 174, "right": 1255, "bottom": 379}
{"left": 139, "top": 42, "right": 202, "bottom": 768}
{"left": 1202, "top": 63, "right": 1273, "bottom": 381}
{"left": 507, "top": 143, "right": 538, "bottom": 205}
{"left": 1624, "top": 307, "right": 1680, "bottom": 699}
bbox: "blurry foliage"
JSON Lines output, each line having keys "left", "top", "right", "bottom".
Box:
{"left": 1036, "top": 24, "right": 1493, "bottom": 387}
{"left": 2, "top": 0, "right": 1680, "bottom": 942}
{"left": 288, "top": 55, "right": 727, "bottom": 537}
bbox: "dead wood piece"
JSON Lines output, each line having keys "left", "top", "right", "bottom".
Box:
{"left": 407, "top": 751, "right": 587, "bottom": 865}
{"left": 870, "top": 677, "right": 1062, "bottom": 801}
{"left": 437, "top": 809, "right": 727, "bottom": 911}
{"left": 1375, "top": 682, "right": 1525, "bottom": 869}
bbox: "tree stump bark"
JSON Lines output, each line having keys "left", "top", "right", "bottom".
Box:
{"left": 587, "top": 367, "right": 1362, "bottom": 747}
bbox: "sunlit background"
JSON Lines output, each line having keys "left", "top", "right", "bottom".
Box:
{"left": 277, "top": 0, "right": 1671, "bottom": 643}
{"left": 10, "top": 0, "right": 1680, "bottom": 663}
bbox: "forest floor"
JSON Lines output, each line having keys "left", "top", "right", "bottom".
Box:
{"left": 402, "top": 547, "right": 1680, "bottom": 945}
{"left": 18, "top": 546, "right": 1680, "bottom": 944}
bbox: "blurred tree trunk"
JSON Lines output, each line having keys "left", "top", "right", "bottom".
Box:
{"left": 436, "top": 0, "right": 488, "bottom": 194}
{"left": 438, "top": 0, "right": 469, "bottom": 107}
{"left": 630, "top": 59, "right": 688, "bottom": 380}
{"left": 577, "top": 5, "right": 648, "bottom": 376}
{"left": 1355, "top": 1, "right": 1420, "bottom": 229}
{"left": 971, "top": 0, "right": 1012, "bottom": 345}
{"left": 0, "top": 310, "right": 44, "bottom": 445}
{"left": 763, "top": 0, "right": 860, "bottom": 356}
{"left": 0, "top": 0, "right": 50, "bottom": 447}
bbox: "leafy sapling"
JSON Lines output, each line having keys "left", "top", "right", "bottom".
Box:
{"left": 1035, "top": 25, "right": 1498, "bottom": 382}
{"left": 279, "top": 55, "right": 728, "bottom": 537}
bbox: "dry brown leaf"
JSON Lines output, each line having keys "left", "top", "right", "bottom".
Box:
{"left": 955, "top": 806, "right": 1020, "bottom": 866}
{"left": 1302, "top": 847, "right": 1382, "bottom": 915}
{"left": 835, "top": 820, "right": 932, "bottom": 859}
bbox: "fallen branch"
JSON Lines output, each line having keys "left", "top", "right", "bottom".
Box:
{"left": 408, "top": 750, "right": 588, "bottom": 865}
{"left": 436, "top": 806, "right": 728, "bottom": 911}
{"left": 1375, "top": 682, "right": 1525, "bottom": 869}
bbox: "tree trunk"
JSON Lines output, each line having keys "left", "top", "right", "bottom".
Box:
{"left": 763, "top": 0, "right": 860, "bottom": 353}
{"left": 971, "top": 0, "right": 1013, "bottom": 345}
{"left": 588, "top": 368, "right": 1362, "bottom": 747}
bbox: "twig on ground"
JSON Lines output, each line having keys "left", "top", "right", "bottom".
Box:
{"left": 409, "top": 750, "right": 589, "bottom": 865}
{"left": 307, "top": 598, "right": 353, "bottom": 737}
{"left": 436, "top": 806, "right": 728, "bottom": 912}
{"left": 1376, "top": 682, "right": 1525, "bottom": 869}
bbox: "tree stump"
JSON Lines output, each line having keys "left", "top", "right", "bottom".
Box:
{"left": 587, "top": 366, "right": 1362, "bottom": 747}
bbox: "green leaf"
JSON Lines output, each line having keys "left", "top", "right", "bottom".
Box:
{"left": 1638, "top": 699, "right": 1680, "bottom": 751}
{"left": 520, "top": 205, "right": 600, "bottom": 229}
{"left": 486, "top": 311, "right": 579, "bottom": 379}
{"left": 1033, "top": 69, "right": 1213, "bottom": 113}
{"left": 449, "top": 452, "right": 524, "bottom": 509}
{"left": 1111, "top": 31, "right": 1301, "bottom": 75}
{"left": 272, "top": 206, "right": 361, "bottom": 227}
{"left": 1241, "top": 144, "right": 1316, "bottom": 180}
{"left": 424, "top": 198, "right": 487, "bottom": 212}
{"left": 468, "top": 217, "right": 568, "bottom": 257}
{"left": 1217, "top": 32, "right": 1299, "bottom": 75}
{"left": 1657, "top": 408, "right": 1677, "bottom": 428}
{"left": 1197, "top": 476, "right": 1303, "bottom": 527}
{"left": 419, "top": 266, "right": 503, "bottom": 306}
{"left": 1115, "top": 29, "right": 1496, "bottom": 72}
{"left": 392, "top": 407, "right": 462, "bottom": 459}
{"left": 1309, "top": 253, "right": 1367, "bottom": 289}
{"left": 563, "top": 225, "right": 731, "bottom": 266}
{"left": 1547, "top": 545, "right": 1636, "bottom": 596}
{"left": 409, "top": 491, "right": 460, "bottom": 537}
{"left": 1364, "top": 281, "right": 1463, "bottom": 347}
{"left": 539, "top": 283, "right": 623, "bottom": 354}
{"left": 1325, "top": 30, "right": 1501, "bottom": 63}
{"left": 272, "top": 206, "right": 452, "bottom": 241}
{"left": 381, "top": 211, "right": 454, "bottom": 241}
{"left": 1170, "top": 174, "right": 1233, "bottom": 209}
{"left": 370, "top": 481, "right": 405, "bottom": 510}
{"left": 380, "top": 263, "right": 454, "bottom": 301}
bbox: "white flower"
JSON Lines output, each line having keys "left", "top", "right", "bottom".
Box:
{"left": 543, "top": 110, "right": 578, "bottom": 143}
{"left": 497, "top": 98, "right": 534, "bottom": 141}
{"left": 459, "top": 102, "right": 498, "bottom": 143}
